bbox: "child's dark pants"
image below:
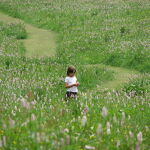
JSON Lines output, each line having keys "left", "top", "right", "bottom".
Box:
{"left": 65, "top": 91, "right": 77, "bottom": 99}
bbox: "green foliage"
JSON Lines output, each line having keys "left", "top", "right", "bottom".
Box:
{"left": 0, "top": 21, "right": 27, "bottom": 39}
{"left": 123, "top": 75, "right": 150, "bottom": 96}
{"left": 0, "top": 0, "right": 149, "bottom": 149}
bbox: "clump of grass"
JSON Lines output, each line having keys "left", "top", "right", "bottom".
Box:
{"left": 0, "top": 21, "right": 27, "bottom": 39}
{"left": 123, "top": 74, "right": 150, "bottom": 96}
{"left": 0, "top": 21, "right": 26, "bottom": 56}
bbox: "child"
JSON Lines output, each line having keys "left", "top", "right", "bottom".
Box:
{"left": 65, "top": 66, "right": 80, "bottom": 99}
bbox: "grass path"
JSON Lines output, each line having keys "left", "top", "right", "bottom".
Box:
{"left": 0, "top": 11, "right": 141, "bottom": 90}
{"left": 0, "top": 12, "right": 56, "bottom": 57}
{"left": 86, "top": 64, "right": 141, "bottom": 92}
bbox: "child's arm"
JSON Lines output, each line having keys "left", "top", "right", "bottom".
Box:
{"left": 65, "top": 82, "right": 79, "bottom": 88}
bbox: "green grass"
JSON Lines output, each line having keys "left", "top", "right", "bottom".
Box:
{"left": 0, "top": 12, "right": 56, "bottom": 58}
{"left": 0, "top": 0, "right": 150, "bottom": 149}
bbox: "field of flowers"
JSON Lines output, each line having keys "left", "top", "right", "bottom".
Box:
{"left": 0, "top": 0, "right": 150, "bottom": 149}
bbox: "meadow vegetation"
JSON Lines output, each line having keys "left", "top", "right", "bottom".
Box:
{"left": 0, "top": 0, "right": 150, "bottom": 149}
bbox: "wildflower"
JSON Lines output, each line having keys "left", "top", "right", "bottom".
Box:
{"left": 96, "top": 123, "right": 102, "bottom": 136}
{"left": 81, "top": 115, "right": 87, "bottom": 126}
{"left": 36, "top": 132, "right": 45, "bottom": 143}
{"left": 136, "top": 143, "right": 140, "bottom": 150}
{"left": 85, "top": 145, "right": 95, "bottom": 150}
{"left": 145, "top": 126, "right": 149, "bottom": 132}
{"left": 129, "top": 131, "right": 134, "bottom": 138}
{"left": 36, "top": 132, "right": 41, "bottom": 143}
{"left": 66, "top": 135, "right": 70, "bottom": 144}
{"left": 0, "top": 138, "right": 2, "bottom": 147}
{"left": 101, "top": 106, "right": 108, "bottom": 117}
{"left": 31, "top": 113, "right": 36, "bottom": 121}
{"left": 11, "top": 110, "right": 16, "bottom": 116}
{"left": 60, "top": 138, "right": 65, "bottom": 146}
{"left": 121, "top": 112, "right": 125, "bottom": 125}
{"left": 64, "top": 128, "right": 69, "bottom": 133}
{"left": 116, "top": 140, "right": 120, "bottom": 148}
{"left": 2, "top": 136, "right": 6, "bottom": 147}
{"left": 20, "top": 98, "right": 30, "bottom": 109}
{"left": 14, "top": 105, "right": 17, "bottom": 110}
{"left": 106, "top": 122, "right": 111, "bottom": 135}
{"left": 128, "top": 115, "right": 131, "bottom": 120}
{"left": 31, "top": 100, "right": 37, "bottom": 105}
{"left": 9, "top": 118, "right": 15, "bottom": 128}
{"left": 137, "top": 132, "right": 142, "bottom": 144}
{"left": 122, "top": 112, "right": 125, "bottom": 120}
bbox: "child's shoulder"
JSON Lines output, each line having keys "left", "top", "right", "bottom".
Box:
{"left": 65, "top": 76, "right": 69, "bottom": 79}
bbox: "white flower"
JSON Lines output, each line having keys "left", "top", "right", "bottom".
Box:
{"left": 64, "top": 128, "right": 69, "bottom": 133}
{"left": 102, "top": 106, "right": 108, "bottom": 117}
{"left": 81, "top": 115, "right": 87, "bottom": 126}
{"left": 129, "top": 131, "right": 134, "bottom": 138}
{"left": 121, "top": 112, "right": 125, "bottom": 125}
{"left": 85, "top": 145, "right": 95, "bottom": 150}
{"left": 106, "top": 122, "right": 111, "bottom": 135}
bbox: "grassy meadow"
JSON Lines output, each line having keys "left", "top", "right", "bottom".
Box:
{"left": 0, "top": 0, "right": 150, "bottom": 149}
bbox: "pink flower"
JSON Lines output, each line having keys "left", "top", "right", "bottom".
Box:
{"left": 9, "top": 118, "right": 15, "bottom": 128}
{"left": 20, "top": 98, "right": 30, "bottom": 109}
{"left": 102, "top": 106, "right": 108, "bottom": 117}
{"left": 66, "top": 135, "right": 70, "bottom": 144}
{"left": 31, "top": 113, "right": 36, "bottom": 121}
{"left": 137, "top": 132, "right": 142, "bottom": 144}
{"left": 31, "top": 100, "right": 37, "bottom": 105}
{"left": 136, "top": 143, "right": 140, "bottom": 150}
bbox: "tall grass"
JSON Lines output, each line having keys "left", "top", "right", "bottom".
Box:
{"left": 0, "top": 0, "right": 150, "bottom": 149}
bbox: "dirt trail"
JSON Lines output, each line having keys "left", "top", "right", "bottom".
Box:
{"left": 0, "top": 12, "right": 56, "bottom": 57}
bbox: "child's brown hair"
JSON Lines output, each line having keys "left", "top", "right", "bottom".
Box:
{"left": 67, "top": 66, "right": 76, "bottom": 76}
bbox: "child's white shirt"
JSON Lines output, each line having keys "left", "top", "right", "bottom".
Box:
{"left": 65, "top": 76, "right": 78, "bottom": 92}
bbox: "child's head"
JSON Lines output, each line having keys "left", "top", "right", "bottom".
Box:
{"left": 67, "top": 66, "right": 76, "bottom": 77}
